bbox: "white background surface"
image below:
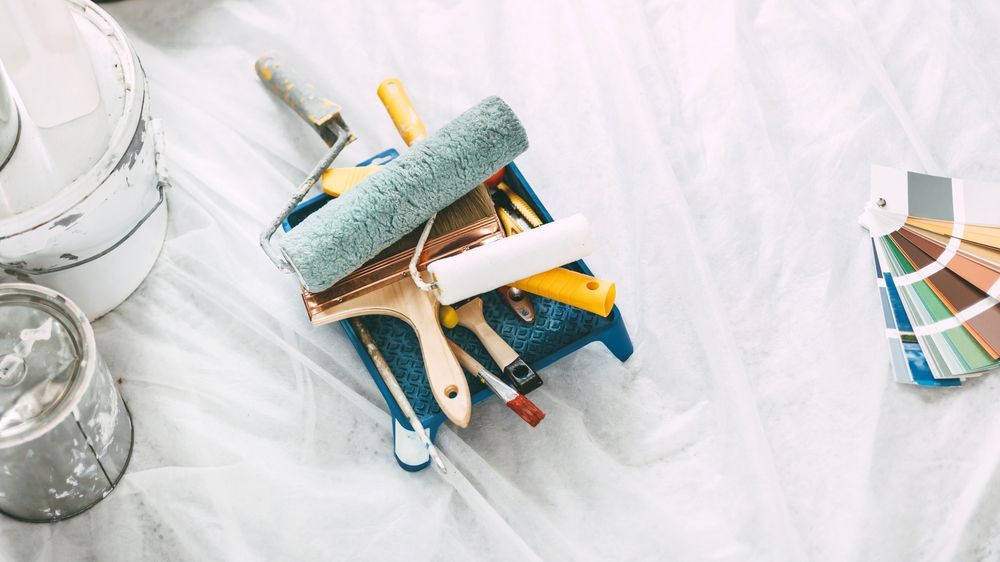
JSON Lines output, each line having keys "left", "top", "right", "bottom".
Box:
{"left": 4, "top": 0, "right": 1000, "bottom": 560}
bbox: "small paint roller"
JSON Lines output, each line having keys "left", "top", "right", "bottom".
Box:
{"left": 427, "top": 215, "right": 593, "bottom": 305}
{"left": 492, "top": 180, "right": 617, "bottom": 317}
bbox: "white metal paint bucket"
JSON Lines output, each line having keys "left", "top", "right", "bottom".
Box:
{"left": 0, "top": 283, "right": 133, "bottom": 522}
{"left": 0, "top": 0, "right": 168, "bottom": 320}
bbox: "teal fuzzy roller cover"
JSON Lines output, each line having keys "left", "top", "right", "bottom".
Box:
{"left": 280, "top": 96, "right": 529, "bottom": 293}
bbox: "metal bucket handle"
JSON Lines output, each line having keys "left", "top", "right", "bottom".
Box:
{"left": 0, "top": 119, "right": 170, "bottom": 276}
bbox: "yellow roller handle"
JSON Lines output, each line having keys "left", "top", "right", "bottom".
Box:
{"left": 511, "top": 268, "right": 616, "bottom": 317}
{"left": 323, "top": 79, "right": 427, "bottom": 197}
{"left": 377, "top": 78, "right": 427, "bottom": 146}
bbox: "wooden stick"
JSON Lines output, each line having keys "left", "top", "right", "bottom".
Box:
{"left": 351, "top": 319, "right": 447, "bottom": 473}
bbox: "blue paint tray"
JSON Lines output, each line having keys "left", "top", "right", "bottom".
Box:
{"left": 283, "top": 149, "right": 633, "bottom": 471}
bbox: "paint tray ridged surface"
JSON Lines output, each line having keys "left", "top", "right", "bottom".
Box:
{"left": 860, "top": 166, "right": 1000, "bottom": 387}
{"left": 284, "top": 151, "right": 633, "bottom": 469}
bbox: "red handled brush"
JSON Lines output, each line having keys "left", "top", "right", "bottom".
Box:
{"left": 447, "top": 339, "right": 545, "bottom": 427}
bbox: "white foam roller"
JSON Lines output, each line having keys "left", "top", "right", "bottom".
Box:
{"left": 428, "top": 213, "right": 593, "bottom": 305}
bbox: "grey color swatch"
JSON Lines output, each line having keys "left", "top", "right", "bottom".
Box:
{"left": 907, "top": 171, "right": 953, "bottom": 221}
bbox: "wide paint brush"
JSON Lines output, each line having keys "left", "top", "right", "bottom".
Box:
{"left": 447, "top": 339, "right": 544, "bottom": 427}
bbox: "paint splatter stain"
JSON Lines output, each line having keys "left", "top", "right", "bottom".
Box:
{"left": 50, "top": 213, "right": 83, "bottom": 228}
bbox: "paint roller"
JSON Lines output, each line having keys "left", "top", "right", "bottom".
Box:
{"left": 310, "top": 80, "right": 616, "bottom": 317}
{"left": 322, "top": 161, "right": 616, "bottom": 316}
{"left": 257, "top": 60, "right": 475, "bottom": 428}
{"left": 276, "top": 95, "right": 594, "bottom": 303}
{"left": 427, "top": 214, "right": 592, "bottom": 304}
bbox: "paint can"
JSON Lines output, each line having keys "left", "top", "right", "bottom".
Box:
{"left": 0, "top": 283, "right": 133, "bottom": 522}
{"left": 0, "top": 0, "right": 168, "bottom": 320}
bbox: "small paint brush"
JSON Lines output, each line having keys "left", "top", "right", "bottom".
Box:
{"left": 447, "top": 339, "right": 545, "bottom": 427}
{"left": 352, "top": 319, "right": 447, "bottom": 473}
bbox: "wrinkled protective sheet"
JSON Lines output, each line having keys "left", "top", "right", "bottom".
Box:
{"left": 4, "top": 0, "right": 1000, "bottom": 560}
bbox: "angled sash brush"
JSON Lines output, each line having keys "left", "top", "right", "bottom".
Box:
{"left": 447, "top": 339, "right": 545, "bottom": 427}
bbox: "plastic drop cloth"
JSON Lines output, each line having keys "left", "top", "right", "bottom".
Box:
{"left": 4, "top": 0, "right": 1000, "bottom": 560}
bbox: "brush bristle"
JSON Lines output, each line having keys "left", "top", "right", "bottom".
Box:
{"left": 506, "top": 394, "right": 545, "bottom": 427}
{"left": 378, "top": 186, "right": 495, "bottom": 257}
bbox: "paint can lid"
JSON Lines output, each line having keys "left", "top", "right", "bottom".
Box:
{"left": 0, "top": 284, "right": 93, "bottom": 445}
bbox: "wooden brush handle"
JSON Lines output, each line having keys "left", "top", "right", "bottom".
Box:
{"left": 307, "top": 280, "right": 472, "bottom": 428}
{"left": 455, "top": 298, "right": 519, "bottom": 368}
{"left": 405, "top": 290, "right": 473, "bottom": 426}
{"left": 447, "top": 338, "right": 487, "bottom": 375}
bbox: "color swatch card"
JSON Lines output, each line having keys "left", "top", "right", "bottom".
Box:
{"left": 871, "top": 240, "right": 959, "bottom": 387}
{"left": 860, "top": 166, "right": 1000, "bottom": 386}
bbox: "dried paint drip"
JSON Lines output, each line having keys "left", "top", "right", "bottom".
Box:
{"left": 0, "top": 354, "right": 25, "bottom": 387}
{"left": 0, "top": 310, "right": 52, "bottom": 390}
{"left": 15, "top": 318, "right": 54, "bottom": 352}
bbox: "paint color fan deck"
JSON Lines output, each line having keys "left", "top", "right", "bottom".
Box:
{"left": 860, "top": 166, "right": 1000, "bottom": 387}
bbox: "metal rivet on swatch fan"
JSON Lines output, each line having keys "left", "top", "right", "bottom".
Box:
{"left": 877, "top": 198, "right": 887, "bottom": 208}
{"left": 0, "top": 353, "right": 26, "bottom": 387}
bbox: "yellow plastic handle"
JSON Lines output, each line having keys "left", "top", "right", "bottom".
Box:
{"left": 511, "top": 268, "right": 616, "bottom": 317}
{"left": 439, "top": 305, "right": 460, "bottom": 329}
{"left": 321, "top": 165, "right": 381, "bottom": 197}
{"left": 377, "top": 78, "right": 427, "bottom": 146}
